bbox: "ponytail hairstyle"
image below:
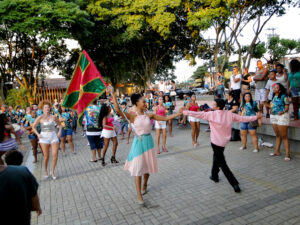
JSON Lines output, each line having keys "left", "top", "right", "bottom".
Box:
{"left": 0, "top": 114, "right": 8, "bottom": 142}
{"left": 98, "top": 104, "right": 110, "bottom": 129}
{"left": 131, "top": 93, "right": 143, "bottom": 106}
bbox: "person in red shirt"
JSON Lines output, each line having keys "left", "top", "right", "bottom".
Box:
{"left": 100, "top": 104, "right": 119, "bottom": 166}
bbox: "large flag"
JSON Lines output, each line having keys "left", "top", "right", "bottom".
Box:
{"left": 62, "top": 50, "right": 107, "bottom": 122}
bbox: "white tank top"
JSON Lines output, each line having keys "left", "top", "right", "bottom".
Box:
{"left": 276, "top": 74, "right": 288, "bottom": 89}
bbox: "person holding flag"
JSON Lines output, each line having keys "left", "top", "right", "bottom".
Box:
{"left": 62, "top": 50, "right": 109, "bottom": 162}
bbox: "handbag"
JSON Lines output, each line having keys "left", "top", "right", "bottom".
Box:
{"left": 250, "top": 120, "right": 259, "bottom": 128}
{"left": 170, "top": 91, "right": 176, "bottom": 96}
{"left": 230, "top": 128, "right": 241, "bottom": 141}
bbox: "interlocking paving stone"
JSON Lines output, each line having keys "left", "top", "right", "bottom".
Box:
{"left": 23, "top": 125, "right": 300, "bottom": 225}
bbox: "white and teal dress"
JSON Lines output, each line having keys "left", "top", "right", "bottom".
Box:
{"left": 124, "top": 113, "right": 158, "bottom": 176}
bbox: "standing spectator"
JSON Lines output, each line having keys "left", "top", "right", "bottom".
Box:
{"left": 0, "top": 104, "right": 8, "bottom": 115}
{"left": 32, "top": 103, "right": 43, "bottom": 117}
{"left": 186, "top": 94, "right": 200, "bottom": 147}
{"left": 165, "top": 80, "right": 172, "bottom": 96}
{"left": 0, "top": 114, "right": 22, "bottom": 165}
{"left": 158, "top": 80, "right": 165, "bottom": 93}
{"left": 24, "top": 110, "right": 39, "bottom": 163}
{"left": 288, "top": 59, "right": 300, "bottom": 120}
{"left": 164, "top": 95, "right": 176, "bottom": 137}
{"left": 224, "top": 91, "right": 239, "bottom": 113}
{"left": 216, "top": 72, "right": 225, "bottom": 99}
{"left": 265, "top": 70, "right": 278, "bottom": 118}
{"left": 119, "top": 94, "right": 127, "bottom": 104}
{"left": 0, "top": 165, "right": 42, "bottom": 225}
{"left": 241, "top": 68, "right": 251, "bottom": 94}
{"left": 100, "top": 104, "right": 119, "bottom": 166}
{"left": 239, "top": 93, "right": 261, "bottom": 153}
{"left": 276, "top": 63, "right": 289, "bottom": 90}
{"left": 154, "top": 97, "right": 168, "bottom": 154}
{"left": 265, "top": 83, "right": 291, "bottom": 161}
{"left": 178, "top": 94, "right": 190, "bottom": 126}
{"left": 229, "top": 66, "right": 242, "bottom": 101}
{"left": 59, "top": 106, "right": 76, "bottom": 156}
{"left": 71, "top": 110, "right": 78, "bottom": 133}
{"left": 170, "top": 80, "right": 177, "bottom": 101}
{"left": 85, "top": 100, "right": 103, "bottom": 162}
{"left": 145, "top": 93, "right": 153, "bottom": 111}
{"left": 120, "top": 102, "right": 129, "bottom": 140}
{"left": 225, "top": 91, "right": 240, "bottom": 141}
{"left": 253, "top": 60, "right": 268, "bottom": 113}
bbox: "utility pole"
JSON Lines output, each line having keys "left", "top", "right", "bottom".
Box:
{"left": 266, "top": 27, "right": 277, "bottom": 38}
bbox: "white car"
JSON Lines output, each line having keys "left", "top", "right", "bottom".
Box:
{"left": 192, "top": 88, "right": 209, "bottom": 95}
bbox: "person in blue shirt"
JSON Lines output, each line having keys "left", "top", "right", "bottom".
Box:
{"left": 59, "top": 106, "right": 75, "bottom": 156}
{"left": 265, "top": 83, "right": 291, "bottom": 161}
{"left": 120, "top": 102, "right": 129, "bottom": 139}
{"left": 239, "top": 92, "right": 261, "bottom": 153}
{"left": 85, "top": 100, "right": 103, "bottom": 162}
{"left": 118, "top": 94, "right": 127, "bottom": 104}
{"left": 145, "top": 93, "right": 153, "bottom": 111}
{"left": 32, "top": 103, "right": 43, "bottom": 116}
{"left": 24, "top": 110, "right": 40, "bottom": 163}
{"left": 216, "top": 72, "right": 225, "bottom": 99}
{"left": 164, "top": 95, "right": 176, "bottom": 137}
{"left": 71, "top": 110, "right": 78, "bottom": 133}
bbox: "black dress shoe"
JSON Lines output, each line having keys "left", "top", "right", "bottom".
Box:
{"left": 233, "top": 184, "right": 241, "bottom": 193}
{"left": 209, "top": 176, "right": 219, "bottom": 183}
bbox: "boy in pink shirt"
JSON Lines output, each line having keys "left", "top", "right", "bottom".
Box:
{"left": 184, "top": 99, "right": 261, "bottom": 193}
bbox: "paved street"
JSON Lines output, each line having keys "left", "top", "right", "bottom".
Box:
{"left": 26, "top": 124, "right": 300, "bottom": 225}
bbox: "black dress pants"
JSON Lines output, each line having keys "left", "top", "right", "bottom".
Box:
{"left": 211, "top": 143, "right": 239, "bottom": 187}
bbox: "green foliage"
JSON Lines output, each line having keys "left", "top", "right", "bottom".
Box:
{"left": 79, "top": 0, "right": 203, "bottom": 88}
{"left": 88, "top": 0, "right": 182, "bottom": 40}
{"left": 191, "top": 65, "right": 208, "bottom": 80}
{"left": 5, "top": 87, "right": 30, "bottom": 108}
{"left": 252, "top": 43, "right": 267, "bottom": 59}
{"left": 0, "top": 0, "right": 92, "bottom": 94}
{"left": 267, "top": 36, "right": 300, "bottom": 63}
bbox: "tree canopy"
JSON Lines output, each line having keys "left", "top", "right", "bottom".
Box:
{"left": 0, "top": 0, "right": 92, "bottom": 102}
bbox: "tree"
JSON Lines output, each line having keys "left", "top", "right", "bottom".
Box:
{"left": 0, "top": 0, "right": 92, "bottom": 103}
{"left": 191, "top": 65, "right": 208, "bottom": 80}
{"left": 186, "top": 0, "right": 293, "bottom": 71}
{"left": 5, "top": 87, "right": 30, "bottom": 109}
{"left": 87, "top": 0, "right": 203, "bottom": 89}
{"left": 266, "top": 36, "right": 300, "bottom": 64}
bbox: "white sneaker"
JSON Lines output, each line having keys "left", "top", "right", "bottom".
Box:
{"left": 253, "top": 149, "right": 259, "bottom": 153}
{"left": 239, "top": 147, "right": 246, "bottom": 150}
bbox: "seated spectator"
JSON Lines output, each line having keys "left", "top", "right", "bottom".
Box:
{"left": 5, "top": 149, "right": 23, "bottom": 165}
{"left": 0, "top": 165, "right": 42, "bottom": 225}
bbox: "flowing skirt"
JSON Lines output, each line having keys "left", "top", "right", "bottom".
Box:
{"left": 124, "top": 134, "right": 158, "bottom": 176}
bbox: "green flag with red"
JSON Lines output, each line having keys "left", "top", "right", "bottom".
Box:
{"left": 62, "top": 50, "right": 107, "bottom": 123}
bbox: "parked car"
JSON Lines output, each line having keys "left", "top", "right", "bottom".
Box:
{"left": 192, "top": 88, "right": 209, "bottom": 95}
{"left": 175, "top": 89, "right": 195, "bottom": 99}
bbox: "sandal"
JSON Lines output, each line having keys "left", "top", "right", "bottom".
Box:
{"left": 285, "top": 156, "right": 291, "bottom": 161}
{"left": 111, "top": 156, "right": 119, "bottom": 164}
{"left": 270, "top": 153, "right": 280, "bottom": 156}
{"left": 101, "top": 158, "right": 106, "bottom": 166}
{"left": 162, "top": 146, "right": 168, "bottom": 152}
{"left": 89, "top": 159, "right": 97, "bottom": 163}
{"left": 141, "top": 184, "right": 148, "bottom": 195}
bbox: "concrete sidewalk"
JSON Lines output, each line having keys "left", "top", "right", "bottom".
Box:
{"left": 29, "top": 126, "right": 300, "bottom": 225}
